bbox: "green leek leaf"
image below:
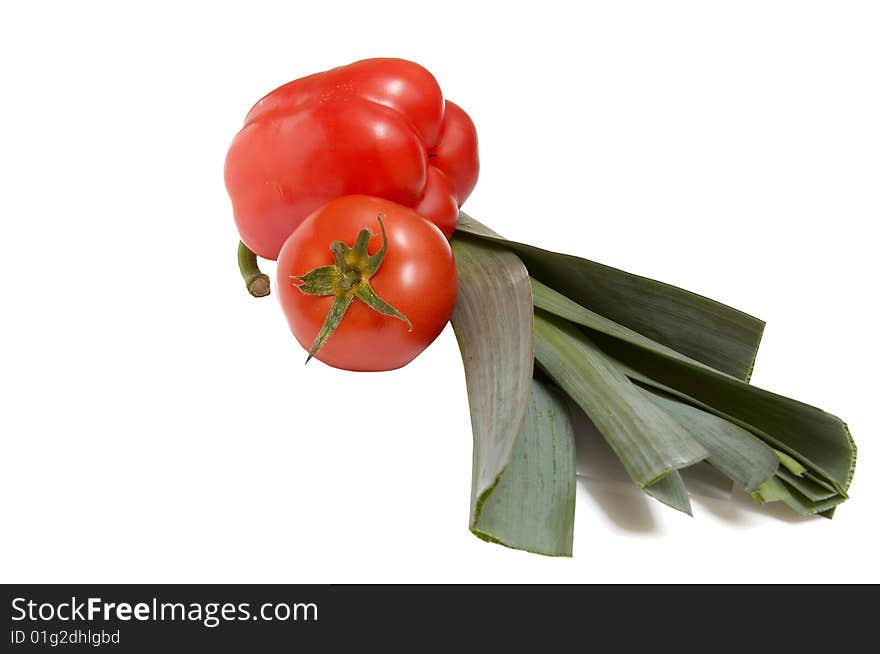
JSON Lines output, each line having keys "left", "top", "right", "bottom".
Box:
{"left": 451, "top": 215, "right": 856, "bottom": 537}
{"left": 639, "top": 388, "right": 778, "bottom": 493}
{"left": 531, "top": 260, "right": 853, "bottom": 516}
{"left": 644, "top": 471, "right": 693, "bottom": 515}
{"left": 472, "top": 378, "right": 577, "bottom": 556}
{"left": 777, "top": 480, "right": 846, "bottom": 517}
{"left": 618, "top": 363, "right": 850, "bottom": 514}
{"left": 531, "top": 278, "right": 854, "bottom": 496}
{"left": 451, "top": 236, "right": 577, "bottom": 555}
{"left": 450, "top": 236, "right": 533, "bottom": 529}
{"left": 533, "top": 311, "right": 708, "bottom": 488}
{"left": 804, "top": 472, "right": 837, "bottom": 495}
{"left": 774, "top": 449, "right": 807, "bottom": 477}
{"left": 531, "top": 278, "right": 717, "bottom": 375}
{"left": 600, "top": 340, "right": 855, "bottom": 496}
{"left": 776, "top": 468, "right": 838, "bottom": 502}
{"left": 457, "top": 213, "right": 764, "bottom": 381}
{"left": 752, "top": 476, "right": 792, "bottom": 504}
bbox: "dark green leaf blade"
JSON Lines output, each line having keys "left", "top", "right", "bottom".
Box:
{"left": 776, "top": 469, "right": 838, "bottom": 502}
{"left": 778, "top": 480, "right": 846, "bottom": 516}
{"left": 457, "top": 213, "right": 764, "bottom": 381}
{"left": 532, "top": 278, "right": 719, "bottom": 374}
{"left": 599, "top": 336, "right": 856, "bottom": 495}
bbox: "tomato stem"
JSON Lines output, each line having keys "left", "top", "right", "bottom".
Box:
{"left": 238, "top": 241, "right": 270, "bottom": 297}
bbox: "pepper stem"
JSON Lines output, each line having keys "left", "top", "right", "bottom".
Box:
{"left": 292, "top": 215, "right": 412, "bottom": 363}
{"left": 238, "top": 241, "right": 270, "bottom": 297}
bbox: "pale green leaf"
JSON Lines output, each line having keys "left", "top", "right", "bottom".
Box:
{"left": 752, "top": 476, "right": 792, "bottom": 504}
{"left": 450, "top": 236, "right": 534, "bottom": 529}
{"left": 472, "top": 378, "right": 577, "bottom": 556}
{"left": 533, "top": 311, "right": 708, "bottom": 488}
{"left": 644, "top": 471, "right": 693, "bottom": 515}
{"left": 640, "top": 389, "right": 778, "bottom": 493}
{"left": 774, "top": 449, "right": 807, "bottom": 477}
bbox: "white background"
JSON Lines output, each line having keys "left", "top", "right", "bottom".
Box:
{"left": 2, "top": 1, "right": 878, "bottom": 583}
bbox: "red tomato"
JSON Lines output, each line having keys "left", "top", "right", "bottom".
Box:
{"left": 276, "top": 195, "right": 457, "bottom": 371}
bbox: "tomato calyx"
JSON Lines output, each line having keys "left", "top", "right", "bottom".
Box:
{"left": 291, "top": 214, "right": 413, "bottom": 363}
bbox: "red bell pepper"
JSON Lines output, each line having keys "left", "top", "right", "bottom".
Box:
{"left": 225, "top": 58, "right": 480, "bottom": 260}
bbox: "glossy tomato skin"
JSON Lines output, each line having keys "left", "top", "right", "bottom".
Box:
{"left": 225, "top": 58, "right": 479, "bottom": 260}
{"left": 276, "top": 195, "right": 457, "bottom": 371}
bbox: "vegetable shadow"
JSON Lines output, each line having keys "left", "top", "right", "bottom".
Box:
{"left": 569, "top": 401, "right": 659, "bottom": 534}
